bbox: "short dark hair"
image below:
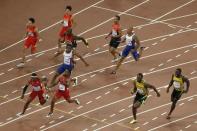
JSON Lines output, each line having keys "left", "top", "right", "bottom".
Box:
{"left": 31, "top": 72, "right": 37, "bottom": 78}
{"left": 66, "top": 5, "right": 72, "bottom": 11}
{"left": 176, "top": 68, "right": 182, "bottom": 73}
{"left": 115, "top": 15, "right": 120, "bottom": 20}
{"left": 138, "top": 73, "right": 143, "bottom": 78}
{"left": 29, "top": 17, "right": 35, "bottom": 23}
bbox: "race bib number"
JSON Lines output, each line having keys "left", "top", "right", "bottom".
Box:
{"left": 173, "top": 81, "right": 181, "bottom": 89}
{"left": 64, "top": 58, "right": 70, "bottom": 65}
{"left": 112, "top": 29, "right": 117, "bottom": 36}
{"left": 137, "top": 88, "right": 144, "bottom": 94}
{"left": 59, "top": 84, "right": 65, "bottom": 91}
{"left": 63, "top": 20, "right": 68, "bottom": 27}
{"left": 27, "top": 32, "right": 34, "bottom": 37}
{"left": 33, "top": 86, "right": 41, "bottom": 91}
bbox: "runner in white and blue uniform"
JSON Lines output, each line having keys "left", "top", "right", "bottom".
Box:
{"left": 111, "top": 27, "right": 144, "bottom": 74}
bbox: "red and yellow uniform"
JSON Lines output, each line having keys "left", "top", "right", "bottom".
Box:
{"left": 55, "top": 76, "right": 70, "bottom": 100}
{"left": 28, "top": 78, "right": 45, "bottom": 104}
{"left": 59, "top": 14, "right": 73, "bottom": 38}
{"left": 24, "top": 25, "right": 38, "bottom": 53}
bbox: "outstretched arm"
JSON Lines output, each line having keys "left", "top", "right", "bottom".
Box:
{"left": 146, "top": 83, "right": 160, "bottom": 97}
{"left": 133, "top": 35, "right": 140, "bottom": 50}
{"left": 167, "top": 75, "right": 174, "bottom": 93}
{"left": 21, "top": 82, "right": 30, "bottom": 99}
{"left": 74, "top": 35, "right": 89, "bottom": 47}
{"left": 183, "top": 76, "right": 190, "bottom": 93}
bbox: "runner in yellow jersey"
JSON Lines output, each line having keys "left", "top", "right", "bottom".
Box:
{"left": 130, "top": 73, "right": 160, "bottom": 124}
{"left": 166, "top": 68, "right": 190, "bottom": 119}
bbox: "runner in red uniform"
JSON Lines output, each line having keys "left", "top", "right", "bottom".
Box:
{"left": 17, "top": 17, "right": 40, "bottom": 68}
{"left": 20, "top": 73, "right": 48, "bottom": 115}
{"left": 105, "top": 15, "right": 122, "bottom": 62}
{"left": 47, "top": 70, "right": 79, "bottom": 116}
{"left": 57, "top": 5, "right": 75, "bottom": 54}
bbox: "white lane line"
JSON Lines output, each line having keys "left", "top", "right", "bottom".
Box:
{"left": 168, "top": 24, "right": 176, "bottom": 28}
{"left": 105, "top": 91, "right": 110, "bottom": 95}
{"left": 68, "top": 110, "right": 74, "bottom": 114}
{"left": 193, "top": 45, "right": 197, "bottom": 48}
{"left": 78, "top": 0, "right": 150, "bottom": 36}
{"left": 0, "top": 72, "right": 5, "bottom": 76}
{"left": 35, "top": 103, "right": 40, "bottom": 106}
{"left": 163, "top": 12, "right": 197, "bottom": 22}
{"left": 149, "top": 68, "right": 155, "bottom": 72}
{"left": 0, "top": 122, "right": 3, "bottom": 125}
{"left": 185, "top": 125, "right": 191, "bottom": 128}
{"left": 122, "top": 82, "right": 128, "bottom": 85}
{"left": 90, "top": 74, "right": 96, "bottom": 78}
{"left": 0, "top": 0, "right": 104, "bottom": 53}
{"left": 158, "top": 63, "right": 164, "bottom": 67}
{"left": 94, "top": 48, "right": 100, "bottom": 52}
{"left": 82, "top": 128, "right": 88, "bottom": 131}
{"left": 35, "top": 53, "right": 44, "bottom": 58}
{"left": 99, "top": 70, "right": 105, "bottom": 73}
{"left": 11, "top": 90, "right": 18, "bottom": 94}
{"left": 128, "top": 104, "right": 132, "bottom": 108}
{"left": 150, "top": 0, "right": 196, "bottom": 23}
{"left": 91, "top": 123, "right": 97, "bottom": 127}
{"left": 77, "top": 106, "right": 83, "bottom": 110}
{"left": 148, "top": 113, "right": 197, "bottom": 131}
{"left": 2, "top": 65, "right": 197, "bottom": 127}
{"left": 27, "top": 107, "right": 32, "bottom": 111}
{"left": 195, "top": 21, "right": 197, "bottom": 24}
{"left": 113, "top": 86, "right": 120, "bottom": 90}
{"left": 119, "top": 109, "right": 125, "bottom": 113}
{"left": 194, "top": 120, "right": 197, "bottom": 124}
{"left": 143, "top": 122, "right": 149, "bottom": 126}
{"left": 167, "top": 59, "right": 173, "bottom": 62}
{"left": 93, "top": 95, "right": 197, "bottom": 131}
{"left": 190, "top": 70, "right": 196, "bottom": 74}
{"left": 178, "top": 29, "right": 184, "bottom": 32}
{"left": 6, "top": 117, "right": 13, "bottom": 121}
{"left": 186, "top": 25, "right": 192, "bottom": 28}
{"left": 95, "top": 96, "right": 102, "bottom": 100}
{"left": 184, "top": 50, "right": 190, "bottom": 53}
{"left": 101, "top": 119, "right": 107, "bottom": 122}
{"left": 134, "top": 127, "right": 140, "bottom": 130}
{"left": 26, "top": 59, "right": 32, "bottom": 62}
{"left": 81, "top": 79, "right": 87, "bottom": 83}
{"left": 86, "top": 101, "right": 92, "bottom": 105}
{"left": 7, "top": 68, "right": 14, "bottom": 72}
{"left": 152, "top": 117, "right": 158, "bottom": 121}
{"left": 49, "top": 71, "right": 55, "bottom": 75}
{"left": 152, "top": 42, "right": 158, "bottom": 46}
{"left": 179, "top": 103, "right": 185, "bottom": 106}
{"left": 40, "top": 125, "right": 46, "bottom": 129}
{"left": 161, "top": 38, "right": 167, "bottom": 42}
{"left": 103, "top": 44, "right": 108, "bottom": 47}
{"left": 49, "top": 120, "right": 55, "bottom": 124}
{"left": 144, "top": 47, "right": 149, "bottom": 50}
{"left": 175, "top": 54, "right": 181, "bottom": 58}
{"left": 3, "top": 95, "right": 8, "bottom": 98}
{"left": 161, "top": 112, "right": 167, "bottom": 116}
{"left": 110, "top": 114, "right": 116, "bottom": 118}
{"left": 58, "top": 115, "right": 64, "bottom": 119}
{"left": 188, "top": 98, "right": 194, "bottom": 101}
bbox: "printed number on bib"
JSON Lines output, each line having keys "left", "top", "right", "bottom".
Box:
{"left": 173, "top": 81, "right": 181, "bottom": 89}
{"left": 112, "top": 29, "right": 117, "bottom": 36}
{"left": 59, "top": 84, "right": 65, "bottom": 91}
{"left": 33, "top": 86, "right": 41, "bottom": 91}
{"left": 137, "top": 88, "right": 144, "bottom": 94}
{"left": 63, "top": 20, "right": 68, "bottom": 27}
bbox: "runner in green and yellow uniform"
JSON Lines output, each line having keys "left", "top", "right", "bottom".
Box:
{"left": 130, "top": 73, "right": 160, "bottom": 124}
{"left": 166, "top": 68, "right": 190, "bottom": 119}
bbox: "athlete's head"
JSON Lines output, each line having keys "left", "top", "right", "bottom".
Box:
{"left": 65, "top": 5, "right": 72, "bottom": 14}
{"left": 175, "top": 68, "right": 182, "bottom": 77}
{"left": 65, "top": 44, "right": 72, "bottom": 53}
{"left": 137, "top": 73, "right": 143, "bottom": 82}
{"left": 127, "top": 26, "right": 133, "bottom": 35}
{"left": 28, "top": 17, "right": 35, "bottom": 25}
{"left": 63, "top": 69, "right": 71, "bottom": 77}
{"left": 114, "top": 15, "right": 120, "bottom": 23}
{"left": 31, "top": 72, "right": 38, "bottom": 81}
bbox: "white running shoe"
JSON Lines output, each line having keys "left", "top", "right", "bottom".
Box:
{"left": 73, "top": 77, "right": 78, "bottom": 86}
{"left": 16, "top": 62, "right": 25, "bottom": 68}
{"left": 111, "top": 57, "right": 119, "bottom": 63}
{"left": 46, "top": 112, "right": 53, "bottom": 118}
{"left": 75, "top": 99, "right": 80, "bottom": 105}
{"left": 129, "top": 119, "right": 137, "bottom": 124}
{"left": 44, "top": 94, "right": 50, "bottom": 101}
